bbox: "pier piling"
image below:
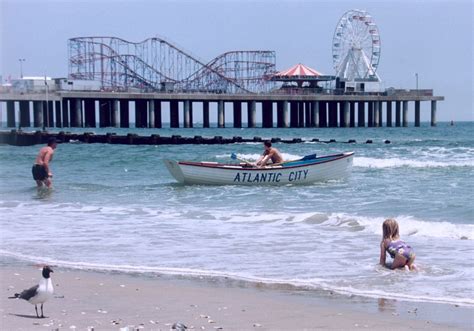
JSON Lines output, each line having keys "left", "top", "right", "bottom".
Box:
{"left": 415, "top": 100, "right": 421, "bottom": 127}
{"left": 233, "top": 101, "right": 242, "bottom": 128}
{"left": 402, "top": 101, "right": 408, "bottom": 127}
{"left": 6, "top": 101, "right": 15, "bottom": 128}
{"left": 431, "top": 100, "right": 437, "bottom": 127}
{"left": 120, "top": 100, "right": 129, "bottom": 128}
{"left": 19, "top": 101, "right": 30, "bottom": 128}
{"left": 395, "top": 101, "right": 401, "bottom": 127}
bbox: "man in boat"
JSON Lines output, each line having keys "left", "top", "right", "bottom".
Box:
{"left": 32, "top": 137, "right": 58, "bottom": 188}
{"left": 256, "top": 140, "right": 283, "bottom": 167}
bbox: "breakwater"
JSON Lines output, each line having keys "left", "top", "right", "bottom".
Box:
{"left": 0, "top": 130, "right": 386, "bottom": 146}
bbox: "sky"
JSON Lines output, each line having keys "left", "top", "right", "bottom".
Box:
{"left": 0, "top": 0, "right": 472, "bottom": 121}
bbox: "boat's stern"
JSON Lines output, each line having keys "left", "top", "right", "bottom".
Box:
{"left": 163, "top": 160, "right": 186, "bottom": 183}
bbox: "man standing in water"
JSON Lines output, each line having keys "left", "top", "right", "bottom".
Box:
{"left": 256, "top": 140, "right": 283, "bottom": 167}
{"left": 32, "top": 137, "right": 58, "bottom": 188}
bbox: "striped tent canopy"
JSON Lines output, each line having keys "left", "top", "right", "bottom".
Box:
{"left": 275, "top": 63, "right": 323, "bottom": 77}
{"left": 271, "top": 63, "right": 335, "bottom": 85}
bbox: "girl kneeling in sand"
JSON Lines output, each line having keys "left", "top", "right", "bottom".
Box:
{"left": 380, "top": 218, "right": 417, "bottom": 271}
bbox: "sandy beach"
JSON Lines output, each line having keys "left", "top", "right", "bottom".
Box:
{"left": 0, "top": 264, "right": 472, "bottom": 331}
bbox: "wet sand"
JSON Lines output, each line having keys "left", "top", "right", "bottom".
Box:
{"left": 0, "top": 265, "right": 472, "bottom": 330}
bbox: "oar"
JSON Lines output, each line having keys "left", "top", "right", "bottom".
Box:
{"left": 270, "top": 153, "right": 317, "bottom": 167}
{"left": 230, "top": 153, "right": 254, "bottom": 166}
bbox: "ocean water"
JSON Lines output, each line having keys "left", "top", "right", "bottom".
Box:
{"left": 0, "top": 122, "right": 473, "bottom": 307}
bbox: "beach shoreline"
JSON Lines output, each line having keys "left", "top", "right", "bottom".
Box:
{"left": 1, "top": 262, "right": 472, "bottom": 330}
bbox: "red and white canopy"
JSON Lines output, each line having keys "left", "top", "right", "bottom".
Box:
{"left": 275, "top": 63, "right": 323, "bottom": 77}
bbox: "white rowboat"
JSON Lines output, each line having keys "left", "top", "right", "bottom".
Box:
{"left": 164, "top": 151, "right": 354, "bottom": 185}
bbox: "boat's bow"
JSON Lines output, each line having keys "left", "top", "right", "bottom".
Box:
{"left": 163, "top": 159, "right": 186, "bottom": 183}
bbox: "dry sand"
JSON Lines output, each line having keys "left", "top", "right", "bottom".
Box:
{"left": 0, "top": 265, "right": 472, "bottom": 330}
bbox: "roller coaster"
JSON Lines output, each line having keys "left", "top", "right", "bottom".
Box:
{"left": 68, "top": 36, "right": 276, "bottom": 94}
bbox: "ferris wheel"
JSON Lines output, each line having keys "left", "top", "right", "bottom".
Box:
{"left": 332, "top": 9, "right": 381, "bottom": 81}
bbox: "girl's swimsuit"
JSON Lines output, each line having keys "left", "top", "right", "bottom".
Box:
{"left": 386, "top": 240, "right": 415, "bottom": 260}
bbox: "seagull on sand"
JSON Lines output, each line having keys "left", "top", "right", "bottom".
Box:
{"left": 8, "top": 266, "right": 54, "bottom": 318}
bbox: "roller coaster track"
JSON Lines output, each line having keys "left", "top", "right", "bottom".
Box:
{"left": 68, "top": 36, "right": 276, "bottom": 93}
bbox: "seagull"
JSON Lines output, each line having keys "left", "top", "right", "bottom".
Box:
{"left": 9, "top": 266, "right": 54, "bottom": 318}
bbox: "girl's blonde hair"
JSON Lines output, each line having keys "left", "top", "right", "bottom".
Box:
{"left": 382, "top": 218, "right": 399, "bottom": 240}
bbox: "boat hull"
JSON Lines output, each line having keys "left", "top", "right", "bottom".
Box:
{"left": 164, "top": 152, "right": 354, "bottom": 185}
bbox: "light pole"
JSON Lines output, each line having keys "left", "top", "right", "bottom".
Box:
{"left": 18, "top": 59, "right": 26, "bottom": 78}
{"left": 415, "top": 72, "right": 419, "bottom": 91}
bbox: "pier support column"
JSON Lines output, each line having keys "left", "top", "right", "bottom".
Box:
{"left": 189, "top": 102, "right": 194, "bottom": 128}
{"left": 203, "top": 101, "right": 210, "bottom": 128}
{"left": 358, "top": 101, "right": 365, "bottom": 127}
{"left": 61, "top": 99, "right": 69, "bottom": 127}
{"left": 152, "top": 100, "right": 162, "bottom": 128}
{"left": 368, "top": 102, "right": 374, "bottom": 127}
{"left": 378, "top": 101, "right": 383, "bottom": 127}
{"left": 298, "top": 102, "right": 305, "bottom": 127}
{"left": 402, "top": 101, "right": 408, "bottom": 127}
{"left": 247, "top": 101, "right": 256, "bottom": 128}
{"left": 338, "top": 102, "right": 344, "bottom": 127}
{"left": 311, "top": 100, "right": 319, "bottom": 127}
{"left": 99, "top": 99, "right": 111, "bottom": 127}
{"left": 262, "top": 101, "right": 273, "bottom": 128}
{"left": 415, "top": 100, "right": 421, "bottom": 127}
{"left": 305, "top": 102, "right": 311, "bottom": 127}
{"left": 6, "top": 101, "right": 15, "bottom": 127}
{"left": 19, "top": 101, "right": 30, "bottom": 128}
{"left": 395, "top": 101, "right": 401, "bottom": 127}
{"left": 69, "top": 99, "right": 82, "bottom": 127}
{"left": 431, "top": 100, "right": 437, "bottom": 127}
{"left": 120, "top": 100, "right": 129, "bottom": 128}
{"left": 75, "top": 99, "right": 83, "bottom": 127}
{"left": 112, "top": 99, "right": 119, "bottom": 127}
{"left": 170, "top": 101, "right": 179, "bottom": 128}
{"left": 148, "top": 100, "right": 155, "bottom": 128}
{"left": 33, "top": 101, "right": 44, "bottom": 128}
{"left": 343, "top": 101, "right": 350, "bottom": 128}
{"left": 319, "top": 101, "right": 327, "bottom": 128}
{"left": 233, "top": 101, "right": 242, "bottom": 128}
{"left": 349, "top": 102, "right": 355, "bottom": 127}
{"left": 374, "top": 101, "right": 380, "bottom": 127}
{"left": 386, "top": 101, "right": 392, "bottom": 127}
{"left": 282, "top": 101, "right": 289, "bottom": 128}
{"left": 55, "top": 101, "right": 62, "bottom": 128}
{"left": 69, "top": 99, "right": 77, "bottom": 127}
{"left": 184, "top": 100, "right": 191, "bottom": 128}
{"left": 49, "top": 101, "right": 54, "bottom": 127}
{"left": 217, "top": 100, "right": 225, "bottom": 128}
{"left": 290, "top": 101, "right": 298, "bottom": 128}
{"left": 135, "top": 99, "right": 148, "bottom": 128}
{"left": 85, "top": 99, "right": 96, "bottom": 128}
{"left": 328, "top": 101, "right": 338, "bottom": 127}
{"left": 43, "top": 101, "right": 53, "bottom": 128}
{"left": 276, "top": 101, "right": 285, "bottom": 128}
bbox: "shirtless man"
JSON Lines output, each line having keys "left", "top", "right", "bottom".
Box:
{"left": 256, "top": 140, "right": 283, "bottom": 167}
{"left": 32, "top": 137, "right": 58, "bottom": 188}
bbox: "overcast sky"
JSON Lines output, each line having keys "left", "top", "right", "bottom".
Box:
{"left": 0, "top": 0, "right": 472, "bottom": 121}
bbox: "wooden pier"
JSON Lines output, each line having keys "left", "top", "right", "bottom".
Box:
{"left": 0, "top": 90, "right": 443, "bottom": 129}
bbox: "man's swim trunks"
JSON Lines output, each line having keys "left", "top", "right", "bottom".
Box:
{"left": 32, "top": 164, "right": 48, "bottom": 181}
